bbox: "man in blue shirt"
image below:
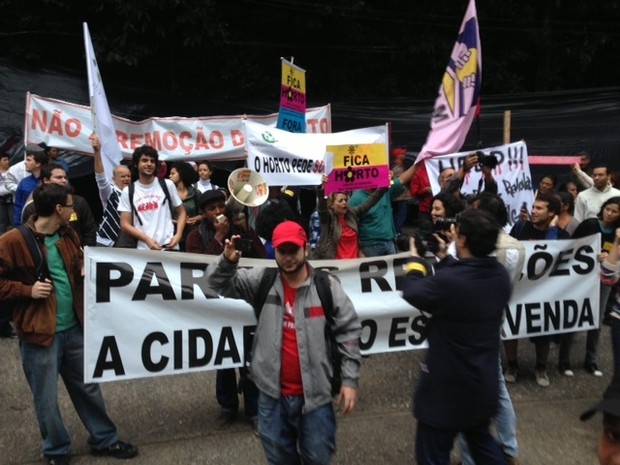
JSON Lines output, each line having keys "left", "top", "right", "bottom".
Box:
{"left": 13, "top": 144, "right": 48, "bottom": 227}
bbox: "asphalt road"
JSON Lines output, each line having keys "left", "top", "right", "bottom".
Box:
{"left": 0, "top": 328, "right": 609, "bottom": 465}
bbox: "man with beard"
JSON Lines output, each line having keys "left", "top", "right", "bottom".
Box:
{"left": 206, "top": 221, "right": 361, "bottom": 465}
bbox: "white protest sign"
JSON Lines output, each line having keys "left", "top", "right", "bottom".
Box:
{"left": 425, "top": 141, "right": 535, "bottom": 228}
{"left": 244, "top": 120, "right": 389, "bottom": 186}
{"left": 84, "top": 234, "right": 599, "bottom": 382}
{"left": 25, "top": 93, "right": 332, "bottom": 161}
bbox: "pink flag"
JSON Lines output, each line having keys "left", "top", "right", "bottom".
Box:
{"left": 417, "top": 0, "right": 481, "bottom": 162}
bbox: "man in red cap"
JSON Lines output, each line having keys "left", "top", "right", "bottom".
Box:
{"left": 206, "top": 220, "right": 362, "bottom": 465}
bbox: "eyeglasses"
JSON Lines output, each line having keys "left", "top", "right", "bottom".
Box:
{"left": 60, "top": 203, "right": 74, "bottom": 209}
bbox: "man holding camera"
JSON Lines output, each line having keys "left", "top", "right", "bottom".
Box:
{"left": 505, "top": 192, "right": 569, "bottom": 387}
{"left": 186, "top": 189, "right": 266, "bottom": 434}
{"left": 402, "top": 209, "right": 511, "bottom": 465}
{"left": 441, "top": 152, "right": 498, "bottom": 197}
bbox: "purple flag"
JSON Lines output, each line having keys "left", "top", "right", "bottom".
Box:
{"left": 417, "top": 0, "right": 481, "bottom": 162}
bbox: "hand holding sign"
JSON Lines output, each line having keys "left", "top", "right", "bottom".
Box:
{"left": 324, "top": 143, "right": 390, "bottom": 195}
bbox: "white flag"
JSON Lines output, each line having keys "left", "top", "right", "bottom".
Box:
{"left": 83, "top": 23, "right": 122, "bottom": 180}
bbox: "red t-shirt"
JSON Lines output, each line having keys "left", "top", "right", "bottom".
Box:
{"left": 280, "top": 278, "right": 304, "bottom": 395}
{"left": 336, "top": 215, "right": 358, "bottom": 259}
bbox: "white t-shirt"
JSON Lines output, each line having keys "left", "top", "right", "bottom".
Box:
{"left": 195, "top": 179, "right": 218, "bottom": 193}
{"left": 118, "top": 178, "right": 183, "bottom": 249}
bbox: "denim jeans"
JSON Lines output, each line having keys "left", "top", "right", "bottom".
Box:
{"left": 392, "top": 201, "right": 409, "bottom": 235}
{"left": 559, "top": 284, "right": 612, "bottom": 367}
{"left": 416, "top": 421, "right": 505, "bottom": 465}
{"left": 216, "top": 368, "right": 258, "bottom": 418}
{"left": 258, "top": 391, "right": 336, "bottom": 465}
{"left": 360, "top": 240, "right": 396, "bottom": 258}
{"left": 20, "top": 325, "right": 118, "bottom": 456}
{"left": 458, "top": 358, "right": 518, "bottom": 464}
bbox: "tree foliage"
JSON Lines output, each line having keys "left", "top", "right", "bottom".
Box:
{"left": 0, "top": 0, "right": 618, "bottom": 101}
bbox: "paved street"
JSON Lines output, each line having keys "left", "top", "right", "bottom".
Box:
{"left": 0, "top": 328, "right": 609, "bottom": 465}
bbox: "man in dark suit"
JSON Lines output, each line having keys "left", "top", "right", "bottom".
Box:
{"left": 402, "top": 209, "right": 511, "bottom": 465}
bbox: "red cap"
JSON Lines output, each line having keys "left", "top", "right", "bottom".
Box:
{"left": 272, "top": 221, "right": 307, "bottom": 248}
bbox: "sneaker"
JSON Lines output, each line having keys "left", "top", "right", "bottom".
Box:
{"left": 558, "top": 364, "right": 574, "bottom": 377}
{"left": 504, "top": 366, "right": 518, "bottom": 383}
{"left": 45, "top": 455, "right": 70, "bottom": 465}
{"left": 535, "top": 369, "right": 550, "bottom": 387}
{"left": 91, "top": 440, "right": 138, "bottom": 459}
{"left": 585, "top": 363, "right": 603, "bottom": 377}
{"left": 216, "top": 409, "right": 236, "bottom": 430}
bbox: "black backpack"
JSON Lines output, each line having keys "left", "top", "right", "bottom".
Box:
{"left": 253, "top": 268, "right": 342, "bottom": 396}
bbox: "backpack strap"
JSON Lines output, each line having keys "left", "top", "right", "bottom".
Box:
{"left": 313, "top": 269, "right": 334, "bottom": 324}
{"left": 158, "top": 177, "right": 176, "bottom": 219}
{"left": 16, "top": 224, "right": 50, "bottom": 281}
{"left": 127, "top": 182, "right": 142, "bottom": 226}
{"left": 313, "top": 269, "right": 341, "bottom": 396}
{"left": 253, "top": 267, "right": 279, "bottom": 319}
{"left": 128, "top": 179, "right": 175, "bottom": 226}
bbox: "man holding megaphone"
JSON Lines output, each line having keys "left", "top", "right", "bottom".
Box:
{"left": 186, "top": 189, "right": 266, "bottom": 434}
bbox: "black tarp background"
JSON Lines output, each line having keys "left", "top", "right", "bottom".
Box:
{"left": 1, "top": 59, "right": 619, "bottom": 220}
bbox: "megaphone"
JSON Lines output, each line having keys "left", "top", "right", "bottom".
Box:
{"left": 227, "top": 168, "right": 270, "bottom": 207}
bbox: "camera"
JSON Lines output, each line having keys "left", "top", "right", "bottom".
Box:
{"left": 476, "top": 150, "right": 499, "bottom": 169}
{"left": 396, "top": 231, "right": 430, "bottom": 257}
{"left": 433, "top": 217, "right": 459, "bottom": 232}
{"left": 234, "top": 238, "right": 253, "bottom": 254}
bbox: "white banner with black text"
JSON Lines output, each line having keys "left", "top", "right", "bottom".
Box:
{"left": 84, "top": 234, "right": 600, "bottom": 382}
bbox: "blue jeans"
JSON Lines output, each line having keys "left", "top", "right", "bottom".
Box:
{"left": 360, "top": 240, "right": 396, "bottom": 257}
{"left": 258, "top": 392, "right": 336, "bottom": 465}
{"left": 415, "top": 421, "right": 505, "bottom": 465}
{"left": 392, "top": 201, "right": 409, "bottom": 235}
{"left": 216, "top": 368, "right": 258, "bottom": 418}
{"left": 19, "top": 325, "right": 118, "bottom": 456}
{"left": 458, "top": 358, "right": 518, "bottom": 464}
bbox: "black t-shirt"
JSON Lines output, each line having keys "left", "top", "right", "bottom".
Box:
{"left": 509, "top": 220, "right": 570, "bottom": 241}
{"left": 572, "top": 217, "right": 616, "bottom": 252}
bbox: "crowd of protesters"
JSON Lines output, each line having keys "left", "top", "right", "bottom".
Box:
{"left": 2, "top": 140, "right": 620, "bottom": 465}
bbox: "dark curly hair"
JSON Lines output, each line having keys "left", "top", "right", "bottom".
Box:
{"left": 171, "top": 161, "right": 198, "bottom": 187}
{"left": 432, "top": 192, "right": 465, "bottom": 219}
{"left": 255, "top": 200, "right": 297, "bottom": 241}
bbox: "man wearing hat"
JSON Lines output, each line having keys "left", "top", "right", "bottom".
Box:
{"left": 187, "top": 189, "right": 265, "bottom": 433}
{"left": 581, "top": 378, "right": 620, "bottom": 464}
{"left": 206, "top": 221, "right": 361, "bottom": 465}
{"left": 186, "top": 189, "right": 231, "bottom": 254}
